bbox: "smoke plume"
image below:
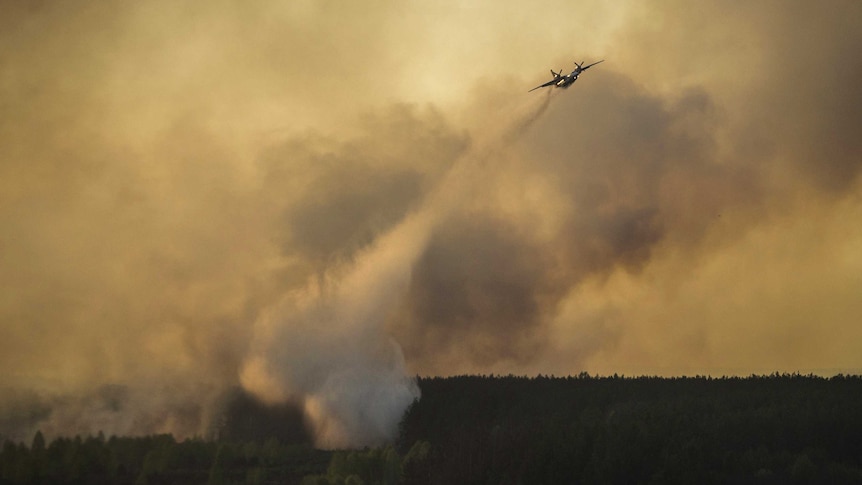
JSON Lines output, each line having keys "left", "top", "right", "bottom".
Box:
{"left": 241, "top": 90, "right": 556, "bottom": 447}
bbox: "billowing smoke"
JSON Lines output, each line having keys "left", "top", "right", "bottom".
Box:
{"left": 240, "top": 93, "right": 555, "bottom": 447}
{"left": 239, "top": 208, "right": 434, "bottom": 447}
{"left": 2, "top": 0, "right": 861, "bottom": 446}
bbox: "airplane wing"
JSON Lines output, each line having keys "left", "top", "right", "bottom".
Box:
{"left": 581, "top": 59, "right": 605, "bottom": 70}
{"left": 528, "top": 78, "right": 558, "bottom": 92}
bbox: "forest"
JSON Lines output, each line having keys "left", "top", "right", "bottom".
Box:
{"left": 2, "top": 374, "right": 861, "bottom": 484}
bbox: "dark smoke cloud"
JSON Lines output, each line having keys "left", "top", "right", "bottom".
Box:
{"left": 388, "top": 75, "right": 741, "bottom": 373}
{"left": 260, "top": 105, "right": 469, "bottom": 269}
{"left": 728, "top": 2, "right": 862, "bottom": 192}
{"left": 392, "top": 213, "right": 554, "bottom": 370}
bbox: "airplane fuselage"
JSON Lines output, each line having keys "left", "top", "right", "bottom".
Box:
{"left": 555, "top": 72, "right": 580, "bottom": 88}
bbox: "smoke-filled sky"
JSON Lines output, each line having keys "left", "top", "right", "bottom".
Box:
{"left": 2, "top": 1, "right": 861, "bottom": 447}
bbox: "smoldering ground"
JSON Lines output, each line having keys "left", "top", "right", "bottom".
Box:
{"left": 2, "top": 1, "right": 862, "bottom": 447}
{"left": 0, "top": 385, "right": 311, "bottom": 444}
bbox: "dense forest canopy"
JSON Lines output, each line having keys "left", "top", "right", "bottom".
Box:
{"left": 398, "top": 374, "right": 862, "bottom": 484}
{"left": 2, "top": 374, "right": 861, "bottom": 484}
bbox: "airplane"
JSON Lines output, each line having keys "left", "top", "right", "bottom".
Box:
{"left": 528, "top": 59, "right": 604, "bottom": 92}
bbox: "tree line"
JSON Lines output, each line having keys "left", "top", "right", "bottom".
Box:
{"left": 397, "top": 373, "right": 862, "bottom": 484}
{"left": 2, "top": 373, "right": 861, "bottom": 484}
{"left": 0, "top": 433, "right": 329, "bottom": 485}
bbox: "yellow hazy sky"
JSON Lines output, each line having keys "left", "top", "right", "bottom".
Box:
{"left": 1, "top": 0, "right": 861, "bottom": 445}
